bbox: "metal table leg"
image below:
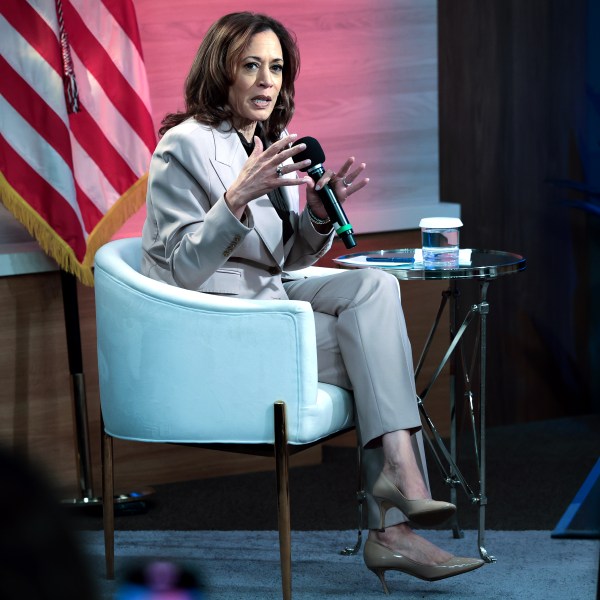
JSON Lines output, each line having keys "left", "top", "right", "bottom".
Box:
{"left": 477, "top": 281, "right": 495, "bottom": 562}
{"left": 449, "top": 283, "right": 463, "bottom": 540}
{"left": 415, "top": 279, "right": 496, "bottom": 563}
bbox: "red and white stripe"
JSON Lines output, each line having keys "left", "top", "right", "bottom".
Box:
{"left": 0, "top": 0, "right": 155, "bottom": 262}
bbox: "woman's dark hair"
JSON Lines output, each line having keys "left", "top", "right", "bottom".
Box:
{"left": 159, "top": 12, "right": 300, "bottom": 142}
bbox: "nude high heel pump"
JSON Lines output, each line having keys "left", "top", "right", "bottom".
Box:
{"left": 364, "top": 539, "right": 484, "bottom": 594}
{"left": 372, "top": 472, "right": 456, "bottom": 528}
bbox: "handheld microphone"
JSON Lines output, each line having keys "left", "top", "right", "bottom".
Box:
{"left": 292, "top": 136, "right": 357, "bottom": 249}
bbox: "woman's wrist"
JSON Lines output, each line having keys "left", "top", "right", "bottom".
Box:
{"left": 307, "top": 205, "right": 330, "bottom": 225}
{"left": 224, "top": 190, "right": 245, "bottom": 220}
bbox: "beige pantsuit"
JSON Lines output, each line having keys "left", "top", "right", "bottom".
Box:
{"left": 142, "top": 118, "right": 430, "bottom": 529}
{"left": 285, "top": 268, "right": 430, "bottom": 528}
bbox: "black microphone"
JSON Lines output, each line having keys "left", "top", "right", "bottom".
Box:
{"left": 292, "top": 136, "right": 356, "bottom": 249}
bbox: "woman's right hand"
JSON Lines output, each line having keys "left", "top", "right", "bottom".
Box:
{"left": 225, "top": 133, "right": 311, "bottom": 219}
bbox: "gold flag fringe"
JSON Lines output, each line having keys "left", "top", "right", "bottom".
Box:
{"left": 83, "top": 174, "right": 148, "bottom": 271}
{"left": 0, "top": 171, "right": 147, "bottom": 286}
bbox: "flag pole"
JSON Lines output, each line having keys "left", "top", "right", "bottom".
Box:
{"left": 56, "top": 0, "right": 97, "bottom": 502}
{"left": 60, "top": 270, "right": 96, "bottom": 501}
{"left": 59, "top": 270, "right": 153, "bottom": 508}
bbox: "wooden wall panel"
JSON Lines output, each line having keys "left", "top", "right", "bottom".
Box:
{"left": 438, "top": 0, "right": 592, "bottom": 424}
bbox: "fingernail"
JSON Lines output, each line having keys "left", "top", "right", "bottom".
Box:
{"left": 315, "top": 184, "right": 321, "bottom": 191}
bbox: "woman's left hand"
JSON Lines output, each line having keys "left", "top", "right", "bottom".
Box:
{"left": 305, "top": 157, "right": 369, "bottom": 220}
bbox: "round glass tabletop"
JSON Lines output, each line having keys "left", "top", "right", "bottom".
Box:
{"left": 333, "top": 249, "right": 527, "bottom": 280}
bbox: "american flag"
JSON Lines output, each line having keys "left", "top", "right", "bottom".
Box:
{"left": 0, "top": 0, "right": 155, "bottom": 284}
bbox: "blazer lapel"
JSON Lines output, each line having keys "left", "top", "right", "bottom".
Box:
{"left": 209, "top": 123, "right": 244, "bottom": 188}
{"left": 209, "top": 123, "right": 284, "bottom": 262}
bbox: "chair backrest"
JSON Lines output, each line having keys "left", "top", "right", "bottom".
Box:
{"left": 94, "top": 237, "right": 325, "bottom": 445}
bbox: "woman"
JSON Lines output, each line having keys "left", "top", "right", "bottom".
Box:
{"left": 142, "top": 11, "right": 484, "bottom": 593}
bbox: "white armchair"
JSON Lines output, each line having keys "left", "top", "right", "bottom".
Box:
{"left": 94, "top": 237, "right": 355, "bottom": 599}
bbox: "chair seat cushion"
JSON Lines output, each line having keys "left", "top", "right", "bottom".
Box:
{"left": 291, "top": 382, "right": 354, "bottom": 445}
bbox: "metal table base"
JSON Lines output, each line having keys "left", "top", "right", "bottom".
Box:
{"left": 334, "top": 249, "right": 526, "bottom": 562}
{"left": 415, "top": 280, "right": 494, "bottom": 562}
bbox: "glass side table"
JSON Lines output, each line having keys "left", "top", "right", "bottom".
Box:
{"left": 334, "top": 248, "right": 527, "bottom": 562}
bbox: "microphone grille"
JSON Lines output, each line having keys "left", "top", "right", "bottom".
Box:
{"left": 291, "top": 136, "right": 325, "bottom": 171}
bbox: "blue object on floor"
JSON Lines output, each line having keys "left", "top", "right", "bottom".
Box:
{"left": 552, "top": 457, "right": 600, "bottom": 539}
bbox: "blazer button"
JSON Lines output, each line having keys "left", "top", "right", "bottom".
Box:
{"left": 223, "top": 239, "right": 238, "bottom": 257}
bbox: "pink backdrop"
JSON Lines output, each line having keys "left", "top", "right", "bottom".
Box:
{"left": 117, "top": 0, "right": 451, "bottom": 238}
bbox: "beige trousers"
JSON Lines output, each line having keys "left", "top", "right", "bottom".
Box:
{"left": 284, "top": 268, "right": 430, "bottom": 529}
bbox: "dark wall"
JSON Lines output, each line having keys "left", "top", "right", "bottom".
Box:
{"left": 437, "top": 1, "right": 597, "bottom": 426}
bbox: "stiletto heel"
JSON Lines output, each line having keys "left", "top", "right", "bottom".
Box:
{"left": 364, "top": 539, "right": 484, "bottom": 593}
{"left": 368, "top": 567, "right": 390, "bottom": 595}
{"left": 375, "top": 500, "right": 387, "bottom": 532}
{"left": 372, "top": 472, "right": 456, "bottom": 528}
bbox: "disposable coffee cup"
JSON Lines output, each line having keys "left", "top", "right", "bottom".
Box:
{"left": 419, "top": 217, "right": 463, "bottom": 268}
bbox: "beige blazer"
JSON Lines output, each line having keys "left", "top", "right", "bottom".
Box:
{"left": 142, "top": 119, "right": 334, "bottom": 299}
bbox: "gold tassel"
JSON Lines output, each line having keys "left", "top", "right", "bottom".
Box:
{"left": 0, "top": 171, "right": 147, "bottom": 286}
{"left": 82, "top": 174, "right": 148, "bottom": 270}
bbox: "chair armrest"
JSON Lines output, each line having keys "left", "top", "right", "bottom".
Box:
{"left": 94, "top": 239, "right": 320, "bottom": 444}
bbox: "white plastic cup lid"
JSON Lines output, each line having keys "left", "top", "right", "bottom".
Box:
{"left": 419, "top": 217, "right": 463, "bottom": 229}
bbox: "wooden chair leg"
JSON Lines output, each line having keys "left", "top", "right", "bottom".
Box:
{"left": 101, "top": 426, "right": 115, "bottom": 580}
{"left": 274, "top": 401, "right": 291, "bottom": 600}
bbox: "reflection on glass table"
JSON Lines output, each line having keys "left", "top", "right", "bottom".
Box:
{"left": 335, "top": 248, "right": 525, "bottom": 280}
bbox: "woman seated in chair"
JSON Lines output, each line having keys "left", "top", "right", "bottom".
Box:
{"left": 141, "top": 11, "right": 483, "bottom": 593}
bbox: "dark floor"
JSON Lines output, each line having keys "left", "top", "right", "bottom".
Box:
{"left": 68, "top": 414, "right": 600, "bottom": 532}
